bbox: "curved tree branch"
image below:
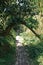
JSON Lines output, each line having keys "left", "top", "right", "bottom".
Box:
{"left": 0, "top": 21, "right": 41, "bottom": 40}
{"left": 22, "top": 21, "right": 41, "bottom": 40}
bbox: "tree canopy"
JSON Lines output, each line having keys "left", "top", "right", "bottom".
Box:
{"left": 0, "top": 0, "right": 43, "bottom": 40}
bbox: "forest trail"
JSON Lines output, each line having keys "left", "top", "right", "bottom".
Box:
{"left": 15, "top": 36, "right": 29, "bottom": 65}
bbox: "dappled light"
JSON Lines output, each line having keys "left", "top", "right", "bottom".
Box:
{"left": 0, "top": 0, "right": 43, "bottom": 65}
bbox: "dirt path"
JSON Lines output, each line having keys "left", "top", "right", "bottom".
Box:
{"left": 15, "top": 38, "right": 29, "bottom": 65}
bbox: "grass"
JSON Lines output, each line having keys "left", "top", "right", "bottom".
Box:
{"left": 0, "top": 29, "right": 16, "bottom": 65}
{"left": 24, "top": 41, "right": 43, "bottom": 65}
